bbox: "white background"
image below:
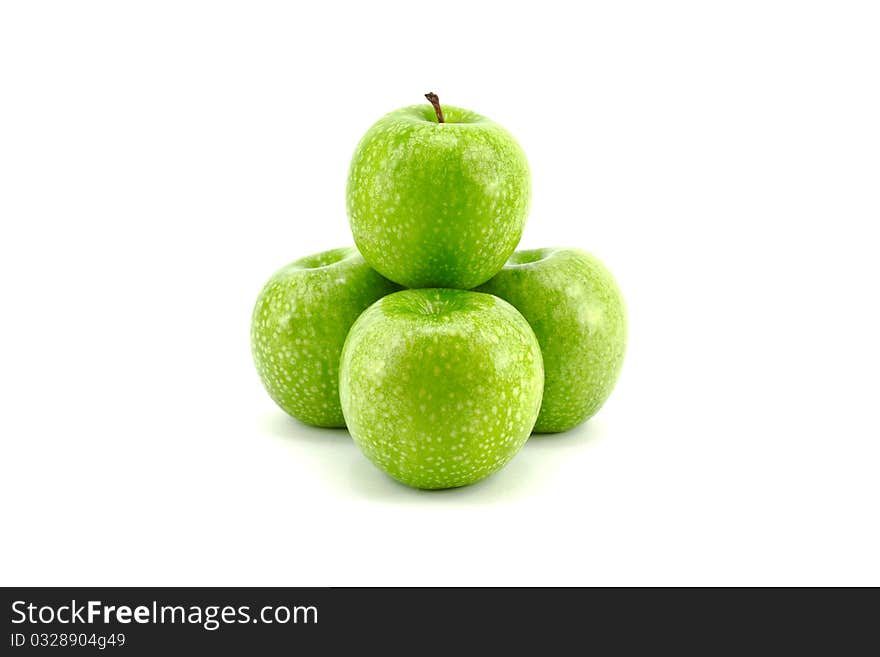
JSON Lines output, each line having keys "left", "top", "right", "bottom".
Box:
{"left": 1, "top": 1, "right": 878, "bottom": 586}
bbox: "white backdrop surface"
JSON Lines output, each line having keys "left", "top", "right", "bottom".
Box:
{"left": 1, "top": 1, "right": 878, "bottom": 585}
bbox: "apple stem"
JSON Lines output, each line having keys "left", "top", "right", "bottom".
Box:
{"left": 425, "top": 92, "right": 445, "bottom": 123}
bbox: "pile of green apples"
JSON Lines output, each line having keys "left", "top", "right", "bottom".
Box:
{"left": 251, "top": 94, "right": 626, "bottom": 490}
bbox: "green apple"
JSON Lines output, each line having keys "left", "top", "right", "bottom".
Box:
{"left": 346, "top": 93, "right": 531, "bottom": 289}
{"left": 251, "top": 247, "right": 400, "bottom": 427}
{"left": 339, "top": 288, "right": 544, "bottom": 489}
{"left": 477, "top": 248, "right": 627, "bottom": 433}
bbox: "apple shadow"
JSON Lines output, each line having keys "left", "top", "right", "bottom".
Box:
{"left": 342, "top": 443, "right": 541, "bottom": 505}
{"left": 339, "top": 419, "right": 606, "bottom": 504}
{"left": 258, "top": 412, "right": 364, "bottom": 492}
{"left": 524, "top": 419, "right": 605, "bottom": 452}
{"left": 258, "top": 411, "right": 604, "bottom": 504}
{"left": 259, "top": 411, "right": 352, "bottom": 444}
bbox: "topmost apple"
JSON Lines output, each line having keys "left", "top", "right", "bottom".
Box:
{"left": 346, "top": 93, "right": 531, "bottom": 289}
